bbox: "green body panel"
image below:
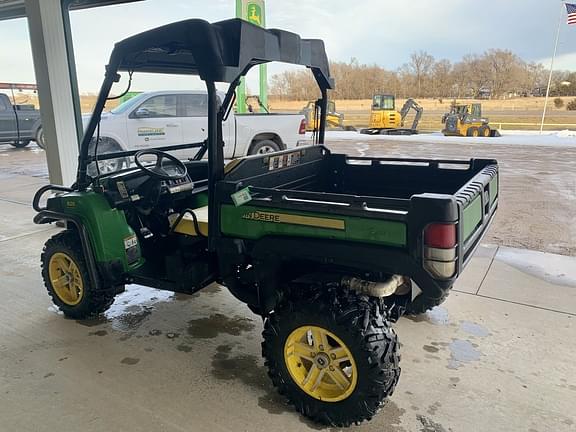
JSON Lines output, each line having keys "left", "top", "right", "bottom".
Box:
{"left": 191, "top": 192, "right": 209, "bottom": 208}
{"left": 220, "top": 205, "right": 407, "bottom": 247}
{"left": 48, "top": 192, "right": 143, "bottom": 271}
{"left": 489, "top": 175, "right": 499, "bottom": 205}
{"left": 462, "top": 195, "right": 482, "bottom": 242}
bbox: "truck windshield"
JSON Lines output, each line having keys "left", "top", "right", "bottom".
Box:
{"left": 110, "top": 93, "right": 148, "bottom": 114}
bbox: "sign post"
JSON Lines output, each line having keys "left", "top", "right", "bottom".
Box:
{"left": 235, "top": 0, "right": 267, "bottom": 113}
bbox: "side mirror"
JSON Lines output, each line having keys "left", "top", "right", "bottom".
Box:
{"left": 134, "top": 108, "right": 151, "bottom": 118}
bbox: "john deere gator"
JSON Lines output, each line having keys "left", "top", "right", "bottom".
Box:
{"left": 33, "top": 19, "right": 499, "bottom": 427}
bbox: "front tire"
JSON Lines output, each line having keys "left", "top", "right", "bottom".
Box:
{"left": 262, "top": 287, "right": 400, "bottom": 427}
{"left": 467, "top": 127, "right": 479, "bottom": 137}
{"left": 10, "top": 140, "right": 30, "bottom": 148}
{"left": 41, "top": 230, "right": 116, "bottom": 319}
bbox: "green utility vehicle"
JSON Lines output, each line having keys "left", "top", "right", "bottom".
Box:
{"left": 33, "top": 19, "right": 499, "bottom": 427}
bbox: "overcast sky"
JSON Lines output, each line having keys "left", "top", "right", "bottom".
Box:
{"left": 0, "top": 0, "right": 575, "bottom": 94}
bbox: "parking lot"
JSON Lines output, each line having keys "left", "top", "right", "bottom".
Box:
{"left": 0, "top": 137, "right": 575, "bottom": 432}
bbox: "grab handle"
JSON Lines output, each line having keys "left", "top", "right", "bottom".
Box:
{"left": 33, "top": 185, "right": 73, "bottom": 212}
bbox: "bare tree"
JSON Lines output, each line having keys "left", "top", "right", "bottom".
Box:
{"left": 268, "top": 51, "right": 576, "bottom": 101}
{"left": 407, "top": 51, "right": 435, "bottom": 97}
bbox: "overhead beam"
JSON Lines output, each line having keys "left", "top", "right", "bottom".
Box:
{"left": 0, "top": 0, "right": 144, "bottom": 21}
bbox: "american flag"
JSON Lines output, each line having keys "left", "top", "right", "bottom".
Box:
{"left": 567, "top": 3, "right": 576, "bottom": 25}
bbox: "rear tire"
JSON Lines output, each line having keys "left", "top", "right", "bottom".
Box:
{"left": 10, "top": 140, "right": 31, "bottom": 148}
{"left": 35, "top": 127, "right": 45, "bottom": 149}
{"left": 41, "top": 230, "right": 116, "bottom": 319}
{"left": 87, "top": 137, "right": 126, "bottom": 176}
{"left": 405, "top": 290, "right": 450, "bottom": 315}
{"left": 479, "top": 126, "right": 491, "bottom": 137}
{"left": 248, "top": 139, "right": 281, "bottom": 155}
{"left": 262, "top": 287, "right": 400, "bottom": 427}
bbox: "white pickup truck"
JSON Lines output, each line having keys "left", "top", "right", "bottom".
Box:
{"left": 87, "top": 90, "right": 306, "bottom": 160}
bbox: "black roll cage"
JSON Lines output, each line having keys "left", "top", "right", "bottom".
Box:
{"left": 76, "top": 18, "right": 333, "bottom": 251}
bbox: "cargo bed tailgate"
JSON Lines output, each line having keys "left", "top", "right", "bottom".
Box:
{"left": 456, "top": 162, "right": 499, "bottom": 265}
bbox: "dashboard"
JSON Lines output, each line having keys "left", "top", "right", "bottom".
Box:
{"left": 101, "top": 167, "right": 194, "bottom": 208}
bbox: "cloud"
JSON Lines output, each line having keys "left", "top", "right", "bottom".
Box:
{"left": 0, "top": 0, "right": 574, "bottom": 93}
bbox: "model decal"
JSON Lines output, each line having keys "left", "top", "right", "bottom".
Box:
{"left": 242, "top": 210, "right": 345, "bottom": 230}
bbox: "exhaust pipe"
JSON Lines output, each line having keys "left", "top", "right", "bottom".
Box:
{"left": 342, "top": 275, "right": 411, "bottom": 298}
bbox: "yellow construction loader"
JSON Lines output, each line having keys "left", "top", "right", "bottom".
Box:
{"left": 442, "top": 103, "right": 500, "bottom": 137}
{"left": 360, "top": 94, "right": 423, "bottom": 135}
{"left": 300, "top": 100, "right": 349, "bottom": 131}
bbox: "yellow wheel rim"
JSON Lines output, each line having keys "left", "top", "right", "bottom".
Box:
{"left": 284, "top": 325, "right": 358, "bottom": 402}
{"left": 472, "top": 129, "right": 479, "bottom": 137}
{"left": 48, "top": 252, "right": 84, "bottom": 306}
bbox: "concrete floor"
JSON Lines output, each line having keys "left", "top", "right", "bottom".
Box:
{"left": 0, "top": 145, "right": 575, "bottom": 432}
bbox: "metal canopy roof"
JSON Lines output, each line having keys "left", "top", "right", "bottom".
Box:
{"left": 111, "top": 18, "right": 334, "bottom": 89}
{"left": 0, "top": 0, "right": 143, "bottom": 21}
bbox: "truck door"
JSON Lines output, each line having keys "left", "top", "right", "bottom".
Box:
{"left": 126, "top": 94, "right": 182, "bottom": 150}
{"left": 179, "top": 93, "right": 208, "bottom": 157}
{"left": 179, "top": 93, "right": 234, "bottom": 159}
{"left": 0, "top": 95, "right": 18, "bottom": 142}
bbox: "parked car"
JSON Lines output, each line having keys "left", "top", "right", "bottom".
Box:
{"left": 0, "top": 93, "right": 44, "bottom": 149}
{"left": 84, "top": 90, "right": 307, "bottom": 171}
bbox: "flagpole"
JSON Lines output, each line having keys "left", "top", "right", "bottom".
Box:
{"left": 540, "top": 1, "right": 565, "bottom": 134}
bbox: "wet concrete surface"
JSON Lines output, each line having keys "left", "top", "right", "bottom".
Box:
{"left": 1, "top": 143, "right": 576, "bottom": 431}
{"left": 325, "top": 138, "right": 576, "bottom": 256}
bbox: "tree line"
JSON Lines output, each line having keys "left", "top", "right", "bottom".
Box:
{"left": 269, "top": 49, "right": 576, "bottom": 100}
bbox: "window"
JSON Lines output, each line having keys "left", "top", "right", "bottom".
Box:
{"left": 179, "top": 94, "right": 208, "bottom": 117}
{"left": 373, "top": 95, "right": 395, "bottom": 110}
{"left": 135, "top": 95, "right": 178, "bottom": 118}
{"left": 0, "top": 96, "right": 9, "bottom": 111}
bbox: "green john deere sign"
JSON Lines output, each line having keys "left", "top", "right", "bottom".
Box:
{"left": 246, "top": 3, "right": 262, "bottom": 26}
{"left": 235, "top": 0, "right": 267, "bottom": 114}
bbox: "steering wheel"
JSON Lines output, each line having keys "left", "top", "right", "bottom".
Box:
{"left": 134, "top": 150, "right": 188, "bottom": 181}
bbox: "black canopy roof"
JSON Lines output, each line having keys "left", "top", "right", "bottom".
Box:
{"left": 110, "top": 18, "right": 333, "bottom": 89}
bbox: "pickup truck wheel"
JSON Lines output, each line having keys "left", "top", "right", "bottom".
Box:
{"left": 41, "top": 230, "right": 116, "bottom": 319}
{"left": 249, "top": 139, "right": 281, "bottom": 155}
{"left": 87, "top": 138, "right": 126, "bottom": 176}
{"left": 10, "top": 140, "right": 31, "bottom": 148}
{"left": 35, "top": 127, "right": 45, "bottom": 149}
{"left": 405, "top": 290, "right": 450, "bottom": 315}
{"left": 262, "top": 288, "right": 400, "bottom": 427}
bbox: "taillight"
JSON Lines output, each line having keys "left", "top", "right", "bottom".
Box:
{"left": 425, "top": 223, "right": 456, "bottom": 248}
{"left": 423, "top": 223, "right": 457, "bottom": 279}
{"left": 298, "top": 118, "right": 306, "bottom": 134}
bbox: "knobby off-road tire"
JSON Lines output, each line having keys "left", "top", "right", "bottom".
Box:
{"left": 262, "top": 287, "right": 401, "bottom": 427}
{"left": 41, "top": 230, "right": 116, "bottom": 319}
{"left": 404, "top": 290, "right": 450, "bottom": 315}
